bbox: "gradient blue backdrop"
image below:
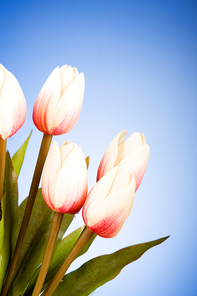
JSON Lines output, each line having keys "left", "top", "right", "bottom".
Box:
{"left": 1, "top": 0, "right": 196, "bottom": 295}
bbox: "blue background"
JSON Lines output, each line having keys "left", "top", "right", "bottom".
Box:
{"left": 1, "top": 0, "right": 197, "bottom": 295}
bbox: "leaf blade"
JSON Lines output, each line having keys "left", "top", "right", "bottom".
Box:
{"left": 9, "top": 189, "right": 73, "bottom": 296}
{"left": 0, "top": 153, "right": 19, "bottom": 292}
{"left": 52, "top": 236, "right": 169, "bottom": 296}
{"left": 11, "top": 131, "right": 32, "bottom": 178}
{"left": 23, "top": 226, "right": 96, "bottom": 296}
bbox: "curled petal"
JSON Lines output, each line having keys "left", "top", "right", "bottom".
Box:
{"left": 97, "top": 130, "right": 150, "bottom": 191}
{"left": 118, "top": 144, "right": 150, "bottom": 191}
{"left": 115, "top": 132, "right": 145, "bottom": 165}
{"left": 97, "top": 131, "right": 127, "bottom": 181}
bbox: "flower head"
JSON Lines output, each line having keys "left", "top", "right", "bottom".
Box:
{"left": 0, "top": 64, "right": 26, "bottom": 139}
{"left": 33, "top": 65, "right": 85, "bottom": 135}
{"left": 83, "top": 166, "right": 136, "bottom": 238}
{"left": 42, "top": 140, "right": 88, "bottom": 214}
{"left": 97, "top": 131, "right": 150, "bottom": 191}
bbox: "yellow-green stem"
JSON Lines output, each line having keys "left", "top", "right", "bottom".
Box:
{"left": 42, "top": 227, "right": 94, "bottom": 296}
{"left": 32, "top": 212, "right": 63, "bottom": 296}
{"left": 1, "top": 133, "right": 53, "bottom": 296}
{"left": 0, "top": 137, "right": 7, "bottom": 202}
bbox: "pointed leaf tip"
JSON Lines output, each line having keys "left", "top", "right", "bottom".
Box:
{"left": 12, "top": 130, "right": 33, "bottom": 178}
{"left": 52, "top": 235, "right": 170, "bottom": 296}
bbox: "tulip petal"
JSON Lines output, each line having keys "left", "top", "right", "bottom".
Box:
{"left": 33, "top": 67, "right": 60, "bottom": 133}
{"left": 59, "top": 141, "right": 75, "bottom": 164}
{"left": 84, "top": 174, "right": 135, "bottom": 238}
{"left": 118, "top": 144, "right": 150, "bottom": 191}
{"left": 97, "top": 131, "right": 127, "bottom": 181}
{"left": 0, "top": 71, "right": 26, "bottom": 139}
{"left": 109, "top": 170, "right": 131, "bottom": 194}
{"left": 59, "top": 66, "right": 78, "bottom": 97}
{"left": 42, "top": 141, "right": 61, "bottom": 211}
{"left": 115, "top": 132, "right": 145, "bottom": 166}
{"left": 83, "top": 167, "right": 119, "bottom": 220}
{"left": 52, "top": 73, "right": 85, "bottom": 134}
{"left": 0, "top": 65, "right": 6, "bottom": 87}
{"left": 54, "top": 147, "right": 87, "bottom": 213}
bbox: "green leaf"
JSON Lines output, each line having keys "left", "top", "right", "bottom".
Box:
{"left": 0, "top": 153, "right": 19, "bottom": 292}
{"left": 11, "top": 131, "right": 32, "bottom": 178}
{"left": 52, "top": 236, "right": 169, "bottom": 296}
{"left": 5, "top": 153, "right": 19, "bottom": 253}
{"left": 0, "top": 200, "right": 9, "bottom": 293}
{"left": 23, "top": 226, "right": 96, "bottom": 296}
{"left": 9, "top": 190, "right": 73, "bottom": 296}
{"left": 12, "top": 189, "right": 50, "bottom": 275}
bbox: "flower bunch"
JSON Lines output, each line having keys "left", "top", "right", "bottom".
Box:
{"left": 0, "top": 64, "right": 168, "bottom": 296}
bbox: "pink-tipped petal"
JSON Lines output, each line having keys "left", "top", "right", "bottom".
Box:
{"left": 59, "top": 65, "right": 77, "bottom": 97}
{"left": 84, "top": 167, "right": 119, "bottom": 219}
{"left": 83, "top": 171, "right": 136, "bottom": 238}
{"left": 118, "top": 144, "right": 150, "bottom": 191}
{"left": 115, "top": 132, "right": 145, "bottom": 165}
{"left": 42, "top": 140, "right": 87, "bottom": 214}
{"left": 33, "top": 65, "right": 85, "bottom": 135}
{"left": 33, "top": 67, "right": 60, "bottom": 133}
{"left": 0, "top": 70, "right": 26, "bottom": 139}
{"left": 54, "top": 147, "right": 87, "bottom": 213}
{"left": 59, "top": 141, "right": 73, "bottom": 163}
{"left": 42, "top": 141, "right": 61, "bottom": 210}
{"left": 97, "top": 130, "right": 127, "bottom": 181}
{"left": 52, "top": 73, "right": 85, "bottom": 134}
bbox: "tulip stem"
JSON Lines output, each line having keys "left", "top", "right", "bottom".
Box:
{"left": 32, "top": 211, "right": 63, "bottom": 296}
{"left": 0, "top": 137, "right": 7, "bottom": 203}
{"left": 1, "top": 133, "right": 53, "bottom": 296}
{"left": 42, "top": 227, "right": 94, "bottom": 296}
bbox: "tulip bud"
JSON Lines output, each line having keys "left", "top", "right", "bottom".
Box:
{"left": 97, "top": 131, "right": 150, "bottom": 191}
{"left": 33, "top": 65, "right": 85, "bottom": 135}
{"left": 82, "top": 166, "right": 136, "bottom": 238}
{"left": 42, "top": 140, "right": 88, "bottom": 214}
{"left": 0, "top": 64, "right": 26, "bottom": 139}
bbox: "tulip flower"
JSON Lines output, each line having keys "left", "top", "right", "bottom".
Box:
{"left": 42, "top": 140, "right": 88, "bottom": 214}
{"left": 33, "top": 65, "right": 85, "bottom": 135}
{"left": 83, "top": 166, "right": 136, "bottom": 238}
{"left": 97, "top": 131, "right": 150, "bottom": 191}
{"left": 0, "top": 64, "right": 26, "bottom": 139}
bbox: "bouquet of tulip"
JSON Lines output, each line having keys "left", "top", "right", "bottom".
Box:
{"left": 0, "top": 64, "right": 169, "bottom": 296}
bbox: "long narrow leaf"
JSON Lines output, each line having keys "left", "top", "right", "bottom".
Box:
{"left": 12, "top": 189, "right": 50, "bottom": 277}
{"left": 5, "top": 153, "right": 19, "bottom": 253}
{"left": 23, "top": 227, "right": 96, "bottom": 296}
{"left": 11, "top": 131, "right": 32, "bottom": 178}
{"left": 52, "top": 236, "right": 169, "bottom": 296}
{"left": 0, "top": 153, "right": 19, "bottom": 292}
{"left": 9, "top": 190, "right": 73, "bottom": 296}
{"left": 0, "top": 207, "right": 9, "bottom": 293}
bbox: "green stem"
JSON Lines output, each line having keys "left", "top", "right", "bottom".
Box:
{"left": 32, "top": 212, "right": 63, "bottom": 296}
{"left": 1, "top": 133, "right": 53, "bottom": 296}
{"left": 42, "top": 227, "right": 94, "bottom": 296}
{"left": 0, "top": 137, "right": 7, "bottom": 202}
